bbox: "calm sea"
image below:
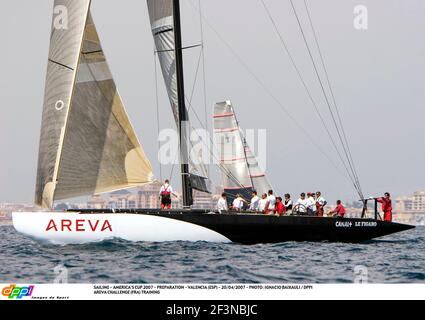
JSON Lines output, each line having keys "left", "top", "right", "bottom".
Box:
{"left": 0, "top": 225, "right": 424, "bottom": 284}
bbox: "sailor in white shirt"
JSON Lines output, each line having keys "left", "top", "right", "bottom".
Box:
{"left": 159, "top": 179, "right": 177, "bottom": 209}
{"left": 217, "top": 193, "right": 228, "bottom": 213}
{"left": 249, "top": 191, "right": 260, "bottom": 211}
{"left": 306, "top": 193, "right": 317, "bottom": 216}
{"left": 315, "top": 191, "right": 327, "bottom": 217}
{"left": 267, "top": 190, "right": 276, "bottom": 212}
{"left": 295, "top": 193, "right": 309, "bottom": 214}
{"left": 258, "top": 193, "right": 269, "bottom": 213}
{"left": 232, "top": 194, "right": 245, "bottom": 211}
{"left": 159, "top": 180, "right": 175, "bottom": 196}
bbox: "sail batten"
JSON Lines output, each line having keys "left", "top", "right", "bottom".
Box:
{"left": 36, "top": 1, "right": 153, "bottom": 208}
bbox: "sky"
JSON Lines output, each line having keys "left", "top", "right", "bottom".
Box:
{"left": 0, "top": 0, "right": 424, "bottom": 204}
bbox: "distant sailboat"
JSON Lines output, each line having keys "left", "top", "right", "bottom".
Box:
{"left": 13, "top": 0, "right": 414, "bottom": 244}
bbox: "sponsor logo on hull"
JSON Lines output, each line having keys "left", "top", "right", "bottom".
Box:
{"left": 46, "top": 219, "right": 113, "bottom": 232}
{"left": 336, "top": 221, "right": 378, "bottom": 228}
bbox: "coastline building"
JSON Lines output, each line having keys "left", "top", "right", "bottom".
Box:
{"left": 87, "top": 195, "right": 107, "bottom": 210}
{"left": 108, "top": 190, "right": 137, "bottom": 209}
{"left": 136, "top": 180, "right": 162, "bottom": 208}
{"left": 396, "top": 190, "right": 425, "bottom": 214}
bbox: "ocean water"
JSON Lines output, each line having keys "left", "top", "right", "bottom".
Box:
{"left": 0, "top": 225, "right": 424, "bottom": 284}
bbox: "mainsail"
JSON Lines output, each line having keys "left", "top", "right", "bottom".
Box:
{"left": 147, "top": 0, "right": 178, "bottom": 122}
{"left": 147, "top": 0, "right": 209, "bottom": 190}
{"left": 35, "top": 0, "right": 154, "bottom": 209}
{"left": 214, "top": 101, "right": 273, "bottom": 201}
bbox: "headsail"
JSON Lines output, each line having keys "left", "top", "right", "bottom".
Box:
{"left": 244, "top": 143, "right": 273, "bottom": 196}
{"left": 147, "top": 0, "right": 209, "bottom": 191}
{"left": 214, "top": 101, "right": 273, "bottom": 202}
{"left": 35, "top": 0, "right": 154, "bottom": 209}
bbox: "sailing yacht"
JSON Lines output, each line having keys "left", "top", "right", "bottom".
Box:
{"left": 13, "top": 0, "right": 413, "bottom": 245}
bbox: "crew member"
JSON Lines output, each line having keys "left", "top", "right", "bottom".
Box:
{"left": 249, "top": 191, "right": 260, "bottom": 211}
{"left": 274, "top": 197, "right": 285, "bottom": 216}
{"left": 159, "top": 179, "right": 177, "bottom": 209}
{"left": 295, "top": 193, "right": 309, "bottom": 215}
{"left": 258, "top": 193, "right": 269, "bottom": 213}
{"left": 284, "top": 194, "right": 293, "bottom": 214}
{"left": 377, "top": 192, "right": 393, "bottom": 222}
{"left": 329, "top": 200, "right": 346, "bottom": 218}
{"left": 267, "top": 190, "right": 276, "bottom": 214}
{"left": 306, "top": 192, "right": 317, "bottom": 216}
{"left": 232, "top": 194, "right": 245, "bottom": 211}
{"left": 217, "top": 193, "right": 228, "bottom": 214}
{"left": 315, "top": 191, "right": 327, "bottom": 217}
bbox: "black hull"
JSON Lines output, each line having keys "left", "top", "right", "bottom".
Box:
{"left": 76, "top": 209, "right": 415, "bottom": 245}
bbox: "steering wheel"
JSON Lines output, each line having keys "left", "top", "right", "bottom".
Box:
{"left": 292, "top": 204, "right": 307, "bottom": 216}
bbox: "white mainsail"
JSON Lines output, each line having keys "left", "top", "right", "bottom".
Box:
{"left": 147, "top": 0, "right": 209, "bottom": 184}
{"left": 214, "top": 101, "right": 273, "bottom": 198}
{"left": 35, "top": 0, "right": 154, "bottom": 209}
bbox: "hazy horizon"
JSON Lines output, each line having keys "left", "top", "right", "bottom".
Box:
{"left": 1, "top": 0, "right": 424, "bottom": 205}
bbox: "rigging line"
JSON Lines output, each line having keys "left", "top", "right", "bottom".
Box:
{"left": 188, "top": 48, "right": 204, "bottom": 106}
{"left": 292, "top": 0, "right": 363, "bottom": 198}
{"left": 234, "top": 111, "right": 255, "bottom": 189}
{"left": 260, "top": 0, "right": 358, "bottom": 188}
{"left": 168, "top": 148, "right": 180, "bottom": 183}
{"left": 199, "top": 0, "right": 210, "bottom": 178}
{"left": 289, "top": 0, "right": 363, "bottom": 196}
{"left": 154, "top": 52, "right": 163, "bottom": 182}
{"left": 303, "top": 0, "right": 363, "bottom": 198}
{"left": 184, "top": 104, "right": 210, "bottom": 179}
{"left": 156, "top": 52, "right": 206, "bottom": 178}
{"left": 186, "top": 0, "right": 354, "bottom": 185}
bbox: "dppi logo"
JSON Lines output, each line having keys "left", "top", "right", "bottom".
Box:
{"left": 2, "top": 284, "right": 34, "bottom": 299}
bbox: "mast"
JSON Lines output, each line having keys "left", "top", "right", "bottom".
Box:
{"left": 173, "top": 0, "right": 193, "bottom": 208}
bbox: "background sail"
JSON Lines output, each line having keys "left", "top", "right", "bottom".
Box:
{"left": 214, "top": 101, "right": 253, "bottom": 202}
{"left": 147, "top": 0, "right": 209, "bottom": 183}
{"left": 244, "top": 141, "right": 273, "bottom": 195}
{"left": 36, "top": 1, "right": 153, "bottom": 208}
{"left": 214, "top": 101, "right": 273, "bottom": 202}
